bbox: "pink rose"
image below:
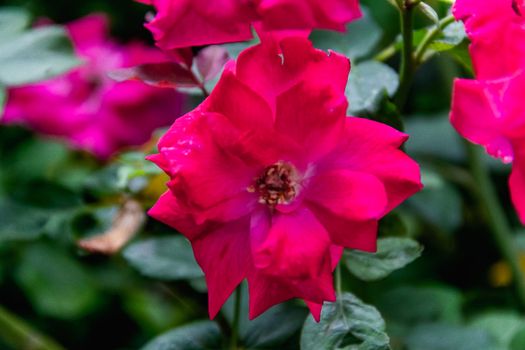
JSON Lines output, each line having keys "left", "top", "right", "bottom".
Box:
{"left": 452, "top": 0, "right": 525, "bottom": 223}
{"left": 3, "top": 14, "right": 184, "bottom": 159}
{"left": 148, "top": 34, "right": 422, "bottom": 320}
{"left": 453, "top": 0, "right": 525, "bottom": 79}
{"left": 452, "top": 73, "right": 525, "bottom": 223}
{"left": 139, "top": 0, "right": 361, "bottom": 50}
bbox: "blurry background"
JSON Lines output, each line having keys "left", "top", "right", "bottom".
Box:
{"left": 1, "top": 0, "right": 523, "bottom": 349}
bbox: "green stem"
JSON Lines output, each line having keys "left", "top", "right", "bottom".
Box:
{"left": 374, "top": 44, "right": 397, "bottom": 62}
{"left": 199, "top": 83, "right": 209, "bottom": 98}
{"left": 336, "top": 263, "right": 343, "bottom": 296}
{"left": 230, "top": 288, "right": 242, "bottom": 350}
{"left": 466, "top": 143, "right": 525, "bottom": 309}
{"left": 394, "top": 1, "right": 416, "bottom": 110}
{"left": 414, "top": 14, "right": 456, "bottom": 65}
{"left": 0, "top": 305, "right": 66, "bottom": 350}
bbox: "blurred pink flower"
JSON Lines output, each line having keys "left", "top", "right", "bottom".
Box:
{"left": 2, "top": 14, "right": 184, "bottom": 159}
{"left": 453, "top": 0, "right": 525, "bottom": 79}
{"left": 148, "top": 34, "right": 422, "bottom": 320}
{"left": 451, "top": 73, "right": 525, "bottom": 223}
{"left": 451, "top": 0, "right": 525, "bottom": 223}
{"left": 138, "top": 0, "right": 361, "bottom": 49}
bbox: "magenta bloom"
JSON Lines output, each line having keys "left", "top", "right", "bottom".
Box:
{"left": 2, "top": 15, "right": 183, "bottom": 159}
{"left": 148, "top": 34, "right": 422, "bottom": 320}
{"left": 138, "top": 0, "right": 361, "bottom": 50}
{"left": 453, "top": 0, "right": 525, "bottom": 79}
{"left": 452, "top": 73, "right": 525, "bottom": 224}
{"left": 451, "top": 0, "right": 525, "bottom": 223}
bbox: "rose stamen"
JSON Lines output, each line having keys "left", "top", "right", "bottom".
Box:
{"left": 249, "top": 161, "right": 299, "bottom": 207}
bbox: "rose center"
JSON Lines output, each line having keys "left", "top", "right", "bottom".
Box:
{"left": 249, "top": 161, "right": 299, "bottom": 207}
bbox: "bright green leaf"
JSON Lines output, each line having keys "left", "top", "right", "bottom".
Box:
{"left": 310, "top": 7, "right": 382, "bottom": 60}
{"left": 15, "top": 243, "right": 99, "bottom": 319}
{"left": 123, "top": 236, "right": 204, "bottom": 281}
{"left": 346, "top": 61, "right": 399, "bottom": 115}
{"left": 344, "top": 237, "right": 423, "bottom": 281}
{"left": 141, "top": 321, "right": 222, "bottom": 350}
{"left": 301, "top": 293, "right": 391, "bottom": 350}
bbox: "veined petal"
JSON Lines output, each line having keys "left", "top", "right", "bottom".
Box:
{"left": 319, "top": 117, "right": 422, "bottom": 212}
{"left": 247, "top": 258, "right": 335, "bottom": 320}
{"left": 236, "top": 36, "right": 350, "bottom": 107}
{"left": 252, "top": 207, "right": 331, "bottom": 279}
{"left": 308, "top": 202, "right": 378, "bottom": 252}
{"left": 144, "top": 0, "right": 255, "bottom": 49}
{"left": 305, "top": 169, "right": 387, "bottom": 221}
{"left": 148, "top": 191, "right": 206, "bottom": 240}
{"left": 204, "top": 66, "right": 274, "bottom": 131}
{"left": 191, "top": 217, "right": 252, "bottom": 319}
{"left": 275, "top": 82, "right": 346, "bottom": 161}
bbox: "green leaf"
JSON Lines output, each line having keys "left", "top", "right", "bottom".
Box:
{"left": 123, "top": 236, "right": 204, "bottom": 281}
{"left": 346, "top": 61, "right": 399, "bottom": 115}
{"left": 0, "top": 7, "right": 31, "bottom": 39}
{"left": 83, "top": 165, "right": 122, "bottom": 197}
{"left": 15, "top": 243, "right": 99, "bottom": 319}
{"left": 301, "top": 293, "right": 391, "bottom": 350}
{"left": 378, "top": 285, "right": 463, "bottom": 325}
{"left": 243, "top": 304, "right": 308, "bottom": 349}
{"left": 407, "top": 169, "right": 462, "bottom": 231}
{"left": 116, "top": 151, "right": 162, "bottom": 194}
{"left": 310, "top": 7, "right": 382, "bottom": 60}
{"left": 0, "top": 86, "right": 5, "bottom": 116}
{"left": 416, "top": 20, "right": 472, "bottom": 72}
{"left": 469, "top": 311, "right": 525, "bottom": 348}
{"left": 123, "top": 288, "right": 187, "bottom": 334}
{"left": 70, "top": 205, "right": 117, "bottom": 240}
{"left": 510, "top": 326, "right": 525, "bottom": 350}
{"left": 446, "top": 40, "right": 473, "bottom": 75}
{"left": 405, "top": 323, "right": 497, "bottom": 350}
{"left": 0, "top": 16, "right": 80, "bottom": 86}
{"left": 429, "top": 22, "right": 467, "bottom": 52}
{"left": 344, "top": 237, "right": 423, "bottom": 281}
{"left": 0, "top": 200, "right": 47, "bottom": 241}
{"left": 222, "top": 284, "right": 308, "bottom": 349}
{"left": 223, "top": 38, "right": 259, "bottom": 60}
{"left": 405, "top": 114, "right": 465, "bottom": 161}
{"left": 141, "top": 321, "right": 222, "bottom": 350}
